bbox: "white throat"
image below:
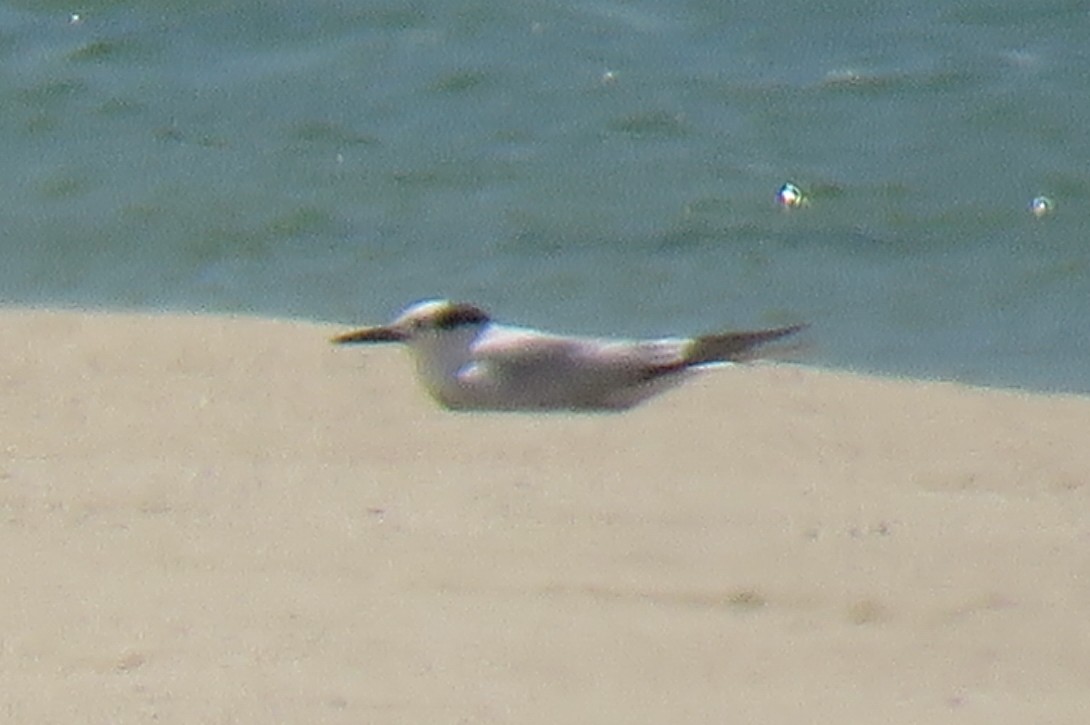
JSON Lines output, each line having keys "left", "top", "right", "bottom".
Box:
{"left": 404, "top": 323, "right": 486, "bottom": 401}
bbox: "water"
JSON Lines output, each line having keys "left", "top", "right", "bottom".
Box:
{"left": 2, "top": 0, "right": 1089, "bottom": 392}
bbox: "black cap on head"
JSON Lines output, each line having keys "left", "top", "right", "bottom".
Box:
{"left": 433, "top": 302, "right": 490, "bottom": 330}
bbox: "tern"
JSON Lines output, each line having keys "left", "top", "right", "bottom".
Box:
{"left": 332, "top": 299, "right": 805, "bottom": 412}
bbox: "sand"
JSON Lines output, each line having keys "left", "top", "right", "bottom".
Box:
{"left": 2, "top": 308, "right": 1089, "bottom": 724}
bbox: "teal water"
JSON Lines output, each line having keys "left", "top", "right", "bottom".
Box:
{"left": 2, "top": 1, "right": 1089, "bottom": 391}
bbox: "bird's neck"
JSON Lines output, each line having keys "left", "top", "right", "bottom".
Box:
{"left": 407, "top": 325, "right": 483, "bottom": 397}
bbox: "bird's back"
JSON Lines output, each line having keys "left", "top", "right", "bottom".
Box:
{"left": 430, "top": 326, "right": 691, "bottom": 411}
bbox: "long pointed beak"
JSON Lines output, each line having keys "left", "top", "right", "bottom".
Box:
{"left": 331, "top": 325, "right": 408, "bottom": 344}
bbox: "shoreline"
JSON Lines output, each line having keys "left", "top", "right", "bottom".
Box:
{"left": 2, "top": 308, "right": 1089, "bottom": 723}
{"left": 10, "top": 303, "right": 1090, "bottom": 399}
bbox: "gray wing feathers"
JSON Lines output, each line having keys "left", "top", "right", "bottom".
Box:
{"left": 683, "top": 323, "right": 807, "bottom": 366}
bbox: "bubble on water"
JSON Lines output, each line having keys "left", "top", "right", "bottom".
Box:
{"left": 776, "top": 182, "right": 806, "bottom": 209}
{"left": 1030, "top": 195, "right": 1054, "bottom": 218}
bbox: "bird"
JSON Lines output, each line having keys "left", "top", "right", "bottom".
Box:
{"left": 331, "top": 299, "right": 806, "bottom": 412}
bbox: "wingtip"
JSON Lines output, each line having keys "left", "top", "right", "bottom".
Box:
{"left": 687, "top": 321, "right": 810, "bottom": 365}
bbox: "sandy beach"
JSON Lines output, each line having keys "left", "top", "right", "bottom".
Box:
{"left": 2, "top": 308, "right": 1089, "bottom": 724}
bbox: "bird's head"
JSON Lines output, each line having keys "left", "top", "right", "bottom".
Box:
{"left": 331, "top": 299, "right": 492, "bottom": 346}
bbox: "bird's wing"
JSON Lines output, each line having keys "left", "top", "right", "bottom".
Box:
{"left": 683, "top": 323, "right": 808, "bottom": 366}
{"left": 470, "top": 325, "right": 687, "bottom": 378}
